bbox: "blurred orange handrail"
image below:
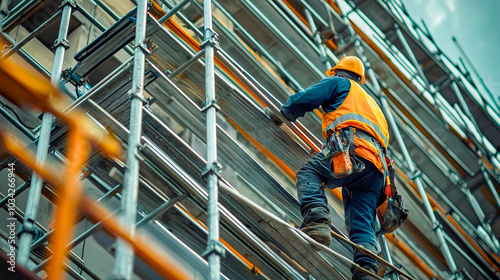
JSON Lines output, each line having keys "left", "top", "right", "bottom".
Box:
{"left": 0, "top": 54, "right": 193, "bottom": 280}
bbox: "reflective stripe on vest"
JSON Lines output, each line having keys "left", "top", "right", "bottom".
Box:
{"left": 325, "top": 113, "right": 389, "bottom": 148}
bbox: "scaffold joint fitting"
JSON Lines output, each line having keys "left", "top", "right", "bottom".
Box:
{"left": 200, "top": 99, "right": 220, "bottom": 113}
{"left": 136, "top": 38, "right": 155, "bottom": 55}
{"left": 135, "top": 144, "right": 147, "bottom": 162}
{"left": 17, "top": 220, "right": 37, "bottom": 238}
{"left": 432, "top": 221, "right": 443, "bottom": 232}
{"left": 201, "top": 240, "right": 226, "bottom": 258}
{"left": 200, "top": 29, "right": 220, "bottom": 50}
{"left": 409, "top": 169, "right": 421, "bottom": 180}
{"left": 200, "top": 162, "right": 222, "bottom": 179}
{"left": 451, "top": 271, "right": 464, "bottom": 280}
{"left": 458, "top": 181, "right": 469, "bottom": 192}
{"left": 0, "top": 9, "right": 8, "bottom": 17}
{"left": 52, "top": 39, "right": 70, "bottom": 50}
{"left": 128, "top": 87, "right": 148, "bottom": 104}
{"left": 383, "top": 263, "right": 401, "bottom": 279}
{"left": 60, "top": 0, "right": 77, "bottom": 10}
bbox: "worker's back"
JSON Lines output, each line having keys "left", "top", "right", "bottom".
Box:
{"left": 321, "top": 77, "right": 389, "bottom": 172}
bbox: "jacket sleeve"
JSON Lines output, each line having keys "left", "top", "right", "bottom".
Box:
{"left": 280, "top": 77, "right": 339, "bottom": 122}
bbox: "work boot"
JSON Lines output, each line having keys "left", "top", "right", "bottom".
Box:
{"left": 300, "top": 220, "right": 331, "bottom": 247}
{"left": 352, "top": 265, "right": 378, "bottom": 280}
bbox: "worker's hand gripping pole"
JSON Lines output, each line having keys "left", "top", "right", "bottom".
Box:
{"left": 215, "top": 50, "right": 322, "bottom": 153}
{"left": 263, "top": 107, "right": 283, "bottom": 126}
{"left": 264, "top": 105, "right": 318, "bottom": 155}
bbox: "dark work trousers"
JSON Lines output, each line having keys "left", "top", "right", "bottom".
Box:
{"left": 296, "top": 152, "right": 384, "bottom": 270}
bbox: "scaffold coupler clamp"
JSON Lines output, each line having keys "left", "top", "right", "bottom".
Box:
{"left": 135, "top": 143, "right": 147, "bottom": 162}
{"left": 52, "top": 39, "right": 70, "bottom": 50}
{"left": 200, "top": 99, "right": 220, "bottom": 113}
{"left": 409, "top": 169, "right": 421, "bottom": 181}
{"left": 200, "top": 162, "right": 222, "bottom": 180}
{"left": 431, "top": 221, "right": 443, "bottom": 232}
{"left": 17, "top": 219, "right": 37, "bottom": 239}
{"left": 60, "top": 0, "right": 77, "bottom": 10}
{"left": 456, "top": 182, "right": 468, "bottom": 196}
{"left": 383, "top": 263, "right": 401, "bottom": 279}
{"left": 127, "top": 86, "right": 148, "bottom": 104}
{"left": 200, "top": 29, "right": 220, "bottom": 51}
{"left": 136, "top": 38, "right": 156, "bottom": 55}
{"left": 202, "top": 240, "right": 226, "bottom": 258}
{"left": 0, "top": 1, "right": 8, "bottom": 17}
{"left": 451, "top": 270, "right": 465, "bottom": 280}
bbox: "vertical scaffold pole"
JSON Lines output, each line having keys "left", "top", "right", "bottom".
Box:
{"left": 304, "top": 9, "right": 332, "bottom": 70}
{"left": 374, "top": 218, "right": 396, "bottom": 279}
{"left": 362, "top": 59, "right": 399, "bottom": 280}
{"left": 452, "top": 36, "right": 500, "bottom": 113}
{"left": 393, "top": 24, "right": 430, "bottom": 90}
{"left": 379, "top": 95, "right": 460, "bottom": 277}
{"left": 17, "top": 0, "right": 75, "bottom": 267}
{"left": 202, "top": 0, "right": 223, "bottom": 279}
{"left": 113, "top": 0, "right": 147, "bottom": 278}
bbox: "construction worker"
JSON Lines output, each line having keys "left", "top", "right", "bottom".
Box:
{"left": 266, "top": 56, "right": 389, "bottom": 279}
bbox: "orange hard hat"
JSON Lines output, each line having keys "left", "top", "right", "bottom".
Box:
{"left": 325, "top": 56, "right": 366, "bottom": 84}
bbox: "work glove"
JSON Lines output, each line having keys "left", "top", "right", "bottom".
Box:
{"left": 264, "top": 107, "right": 283, "bottom": 126}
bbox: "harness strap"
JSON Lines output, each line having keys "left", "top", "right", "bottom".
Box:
{"left": 348, "top": 127, "right": 356, "bottom": 155}
{"left": 348, "top": 127, "right": 365, "bottom": 172}
{"left": 378, "top": 141, "right": 389, "bottom": 186}
{"left": 349, "top": 127, "right": 388, "bottom": 183}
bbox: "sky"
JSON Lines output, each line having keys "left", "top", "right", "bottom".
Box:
{"left": 400, "top": 0, "right": 500, "bottom": 101}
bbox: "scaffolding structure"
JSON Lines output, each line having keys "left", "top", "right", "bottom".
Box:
{"left": 0, "top": 0, "right": 499, "bottom": 279}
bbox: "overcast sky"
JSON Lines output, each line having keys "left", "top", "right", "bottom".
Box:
{"left": 401, "top": 0, "right": 500, "bottom": 101}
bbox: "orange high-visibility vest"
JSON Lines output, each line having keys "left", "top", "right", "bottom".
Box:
{"left": 322, "top": 80, "right": 390, "bottom": 172}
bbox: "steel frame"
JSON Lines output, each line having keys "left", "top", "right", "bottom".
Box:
{"left": 17, "top": 1, "right": 75, "bottom": 268}
{"left": 0, "top": 0, "right": 499, "bottom": 279}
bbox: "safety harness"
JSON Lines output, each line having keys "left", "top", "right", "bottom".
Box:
{"left": 323, "top": 127, "right": 408, "bottom": 233}
{"left": 322, "top": 127, "right": 365, "bottom": 178}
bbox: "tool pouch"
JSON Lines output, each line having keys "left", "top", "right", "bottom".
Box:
{"left": 323, "top": 129, "right": 364, "bottom": 178}
{"left": 377, "top": 162, "right": 409, "bottom": 233}
{"left": 330, "top": 146, "right": 353, "bottom": 178}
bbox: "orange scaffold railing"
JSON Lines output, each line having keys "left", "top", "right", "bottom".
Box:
{"left": 0, "top": 51, "right": 193, "bottom": 280}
